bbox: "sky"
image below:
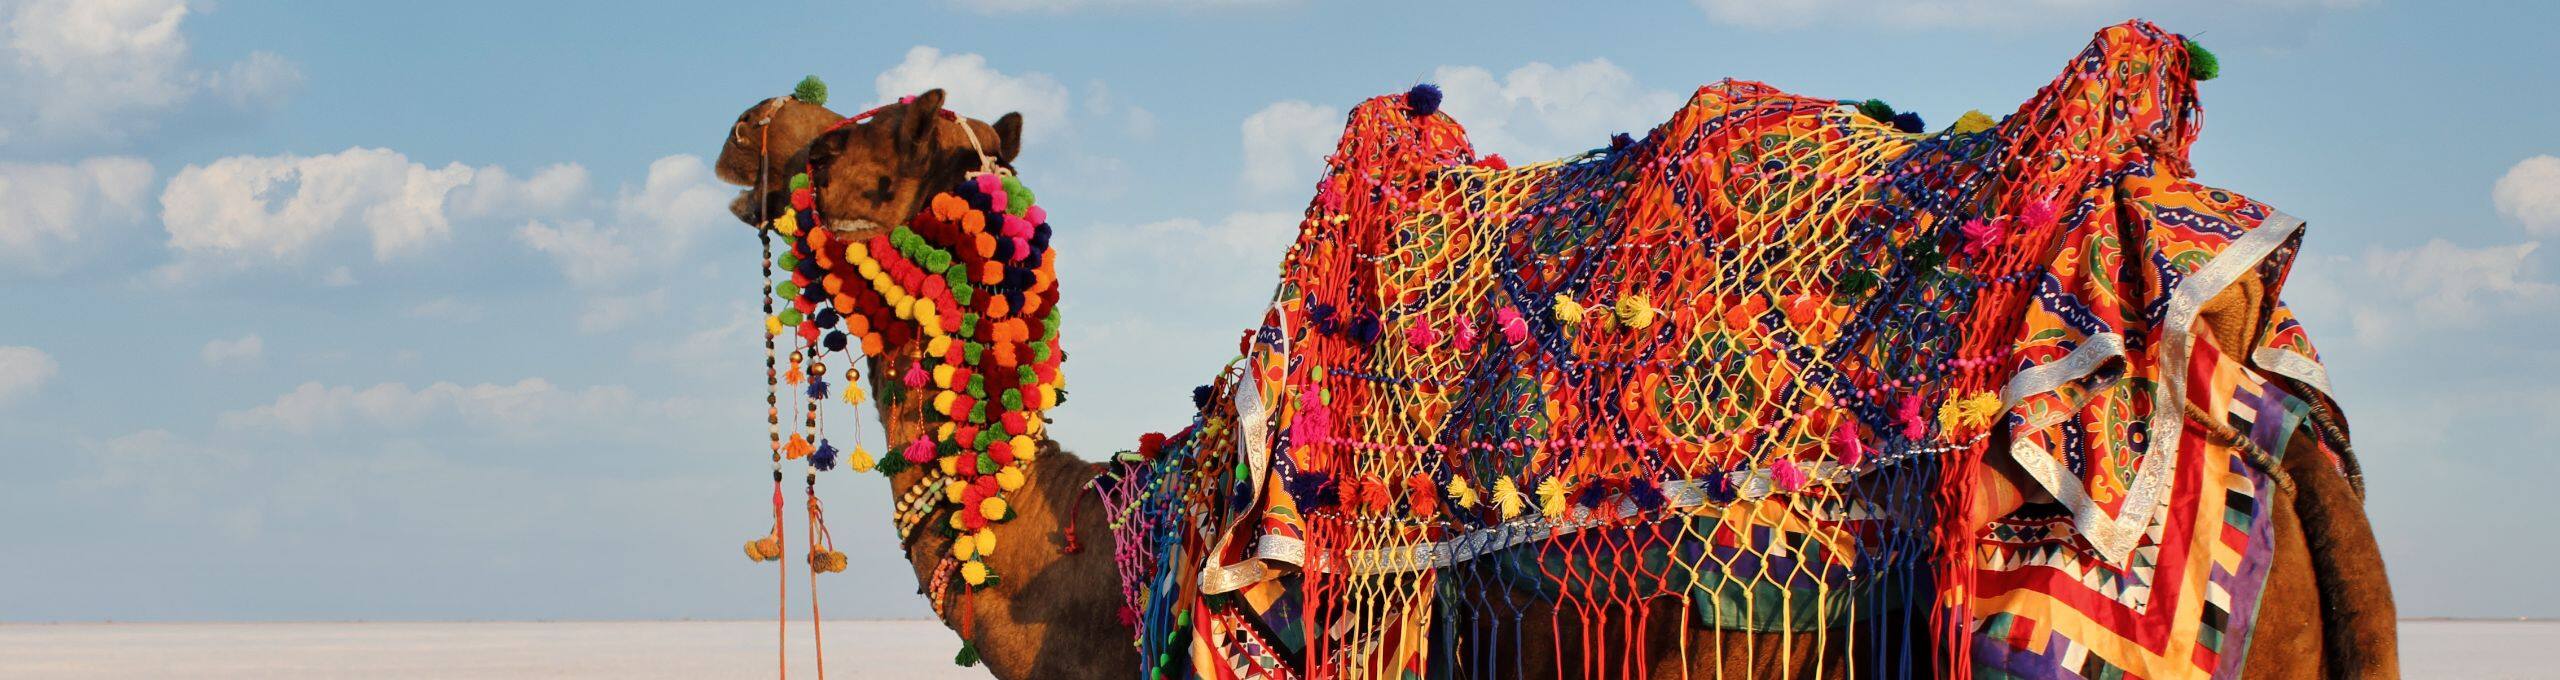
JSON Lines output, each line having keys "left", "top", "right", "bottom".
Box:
{"left": 1, "top": 0, "right": 2555, "bottom": 623}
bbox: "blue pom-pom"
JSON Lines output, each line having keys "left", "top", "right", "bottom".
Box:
{"left": 1575, "top": 480, "right": 1615, "bottom": 509}
{"left": 1192, "top": 385, "right": 1214, "bottom": 409}
{"left": 810, "top": 439, "right": 839, "bottom": 471}
{"left": 1349, "top": 316, "right": 1382, "bottom": 344}
{"left": 823, "top": 331, "right": 848, "bottom": 352}
{"left": 814, "top": 308, "right": 840, "bottom": 329}
{"left": 1405, "top": 83, "right": 1442, "bottom": 118}
{"left": 1610, "top": 132, "right": 1635, "bottom": 150}
{"left": 1891, "top": 112, "right": 1925, "bottom": 134}
{"left": 807, "top": 378, "right": 829, "bottom": 400}
{"left": 1704, "top": 471, "right": 1737, "bottom": 504}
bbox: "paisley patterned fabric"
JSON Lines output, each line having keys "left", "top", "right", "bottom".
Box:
{"left": 1094, "top": 20, "right": 2349, "bottom": 679}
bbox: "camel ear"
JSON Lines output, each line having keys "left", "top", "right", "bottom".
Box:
{"left": 903, "top": 89, "right": 947, "bottom": 143}
{"left": 992, "top": 112, "right": 1023, "bottom": 163}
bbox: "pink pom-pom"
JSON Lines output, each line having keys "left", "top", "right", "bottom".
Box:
{"left": 2020, "top": 200, "right": 2060, "bottom": 228}
{"left": 903, "top": 361, "right": 929, "bottom": 389}
{"left": 1452, "top": 322, "right": 1478, "bottom": 350}
{"left": 1897, "top": 396, "right": 1928, "bottom": 440}
{"left": 1002, "top": 214, "right": 1032, "bottom": 239}
{"left": 1025, "top": 206, "right": 1047, "bottom": 226}
{"left": 1407, "top": 323, "right": 1442, "bottom": 347}
{"left": 1770, "top": 459, "right": 1807, "bottom": 492}
{"left": 974, "top": 173, "right": 1002, "bottom": 197}
{"left": 1830, "top": 419, "right": 1868, "bottom": 469}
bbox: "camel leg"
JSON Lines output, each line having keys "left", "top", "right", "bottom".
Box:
{"left": 2286, "top": 433, "right": 2399, "bottom": 678}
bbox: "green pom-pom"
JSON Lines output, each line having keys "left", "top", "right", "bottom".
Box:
{"left": 777, "top": 309, "right": 803, "bottom": 326}
{"left": 774, "top": 281, "right": 800, "bottom": 298}
{"left": 1855, "top": 99, "right": 1896, "bottom": 122}
{"left": 2183, "top": 39, "right": 2219, "bottom": 82}
{"left": 778, "top": 252, "right": 800, "bottom": 271}
{"left": 788, "top": 173, "right": 811, "bottom": 191}
{"left": 1000, "top": 176, "right": 1036, "bottom": 217}
{"left": 953, "top": 641, "right": 980, "bottom": 667}
{"left": 792, "top": 76, "right": 829, "bottom": 106}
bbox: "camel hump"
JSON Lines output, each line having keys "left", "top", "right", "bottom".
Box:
{"left": 1999, "top": 19, "right": 2213, "bottom": 177}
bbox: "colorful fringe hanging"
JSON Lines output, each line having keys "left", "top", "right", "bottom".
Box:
{"left": 1091, "top": 20, "right": 2354, "bottom": 680}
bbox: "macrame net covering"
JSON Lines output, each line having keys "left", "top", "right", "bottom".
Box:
{"left": 1097, "top": 20, "right": 2353, "bottom": 680}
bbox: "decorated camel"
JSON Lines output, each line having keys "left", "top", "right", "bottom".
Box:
{"left": 711, "top": 21, "right": 2394, "bottom": 679}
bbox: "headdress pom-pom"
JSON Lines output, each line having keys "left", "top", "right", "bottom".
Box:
{"left": 1405, "top": 83, "right": 1442, "bottom": 118}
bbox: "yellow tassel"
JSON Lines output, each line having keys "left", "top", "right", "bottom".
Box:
{"left": 847, "top": 446, "right": 876, "bottom": 473}
{"left": 1494, "top": 477, "right": 1525, "bottom": 520}
{"left": 1536, "top": 477, "right": 1570, "bottom": 519}
{"left": 1958, "top": 391, "right": 2003, "bottom": 430}
{"left": 980, "top": 497, "right": 1009, "bottom": 521}
{"left": 1449, "top": 477, "right": 1480, "bottom": 509}
{"left": 1552, "top": 295, "right": 1585, "bottom": 324}
{"left": 1951, "top": 110, "right": 1997, "bottom": 135}
{"left": 842, "top": 383, "right": 865, "bottom": 405}
{"left": 1938, "top": 400, "right": 1966, "bottom": 435}
{"left": 960, "top": 560, "right": 989, "bottom": 586}
{"left": 1616, "top": 294, "right": 1656, "bottom": 329}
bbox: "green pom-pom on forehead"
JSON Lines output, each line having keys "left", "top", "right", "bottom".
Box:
{"left": 2183, "top": 38, "right": 2219, "bottom": 82}
{"left": 1000, "top": 175, "right": 1036, "bottom": 217}
{"left": 792, "top": 75, "right": 829, "bottom": 105}
{"left": 788, "top": 173, "right": 811, "bottom": 190}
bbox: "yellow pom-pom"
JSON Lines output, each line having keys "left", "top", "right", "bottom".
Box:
{"left": 939, "top": 456, "right": 960, "bottom": 476}
{"left": 1493, "top": 477, "right": 1525, "bottom": 520}
{"left": 928, "top": 335, "right": 952, "bottom": 357}
{"left": 974, "top": 528, "right": 997, "bottom": 556}
{"left": 980, "top": 497, "right": 1009, "bottom": 521}
{"left": 1552, "top": 295, "right": 1585, "bottom": 324}
{"left": 952, "top": 536, "right": 977, "bottom": 561}
{"left": 960, "top": 560, "right": 989, "bottom": 586}
{"left": 934, "top": 391, "right": 958, "bottom": 415}
{"left": 773, "top": 212, "right": 799, "bottom": 237}
{"left": 847, "top": 446, "right": 876, "bottom": 473}
{"left": 938, "top": 422, "right": 957, "bottom": 440}
{"left": 1958, "top": 391, "right": 2003, "bottom": 430}
{"left": 1616, "top": 294, "right": 1656, "bottom": 329}
{"left": 933, "top": 364, "right": 955, "bottom": 389}
{"left": 766, "top": 315, "right": 785, "bottom": 337}
{"left": 1448, "top": 477, "right": 1481, "bottom": 509}
{"left": 1951, "top": 110, "right": 1997, "bottom": 135}
{"left": 945, "top": 482, "right": 967, "bottom": 504}
{"left": 1009, "top": 435, "right": 1037, "bottom": 460}
{"left": 1535, "top": 477, "right": 1570, "bottom": 519}
{"left": 996, "top": 466, "right": 1026, "bottom": 491}
{"left": 949, "top": 513, "right": 969, "bottom": 531}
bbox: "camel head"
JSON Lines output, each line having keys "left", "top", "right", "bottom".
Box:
{"left": 794, "top": 89, "right": 1024, "bottom": 239}
{"left": 714, "top": 88, "right": 846, "bottom": 222}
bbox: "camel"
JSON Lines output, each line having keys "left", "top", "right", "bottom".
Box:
{"left": 710, "top": 46, "right": 2397, "bottom": 678}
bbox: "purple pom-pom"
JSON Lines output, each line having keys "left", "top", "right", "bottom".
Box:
{"left": 823, "top": 331, "right": 848, "bottom": 352}
{"left": 1575, "top": 480, "right": 1615, "bottom": 509}
{"left": 1349, "top": 316, "right": 1382, "bottom": 344}
{"left": 1405, "top": 83, "right": 1442, "bottom": 118}
{"left": 1704, "top": 471, "right": 1737, "bottom": 504}
{"left": 810, "top": 439, "right": 839, "bottom": 471}
{"left": 1288, "top": 470, "right": 1339, "bottom": 510}
{"left": 1610, "top": 132, "right": 1635, "bottom": 150}
{"left": 1891, "top": 112, "right": 1925, "bottom": 134}
{"left": 1626, "top": 478, "right": 1666, "bottom": 510}
{"left": 1192, "top": 385, "right": 1214, "bottom": 409}
{"left": 807, "top": 378, "right": 829, "bottom": 400}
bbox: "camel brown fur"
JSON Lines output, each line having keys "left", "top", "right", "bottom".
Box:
{"left": 711, "top": 85, "right": 2394, "bottom": 679}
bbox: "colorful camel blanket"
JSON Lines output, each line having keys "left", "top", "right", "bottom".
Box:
{"left": 1096, "top": 21, "right": 2350, "bottom": 679}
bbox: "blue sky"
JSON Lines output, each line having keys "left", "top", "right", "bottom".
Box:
{"left": 2, "top": 0, "right": 2555, "bottom": 622}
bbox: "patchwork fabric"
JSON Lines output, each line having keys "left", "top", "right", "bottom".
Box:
{"left": 1091, "top": 20, "right": 2349, "bottom": 679}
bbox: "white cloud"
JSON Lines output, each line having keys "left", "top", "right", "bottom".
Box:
{"left": 874, "top": 46, "right": 1073, "bottom": 141}
{"left": 1061, "top": 210, "right": 1298, "bottom": 314}
{"left": 951, "top": 0, "right": 1289, "bottom": 13}
{"left": 2362, "top": 239, "right": 2554, "bottom": 315}
{"left": 2495, "top": 155, "right": 2560, "bottom": 236}
{"left": 516, "top": 154, "right": 728, "bottom": 289}
{"left": 2287, "top": 238, "right": 2556, "bottom": 349}
{"left": 217, "top": 378, "right": 654, "bottom": 435}
{"left": 0, "top": 345, "right": 57, "bottom": 405}
{"left": 199, "top": 333, "right": 262, "bottom": 368}
{"left": 1239, "top": 100, "right": 1340, "bottom": 196}
{"left": 1690, "top": 0, "right": 2361, "bottom": 30}
{"left": 159, "top": 147, "right": 588, "bottom": 273}
{"left": 1430, "top": 58, "right": 1686, "bottom": 161}
{"left": 0, "top": 0, "right": 301, "bottom": 149}
{"left": 0, "top": 156, "right": 153, "bottom": 274}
